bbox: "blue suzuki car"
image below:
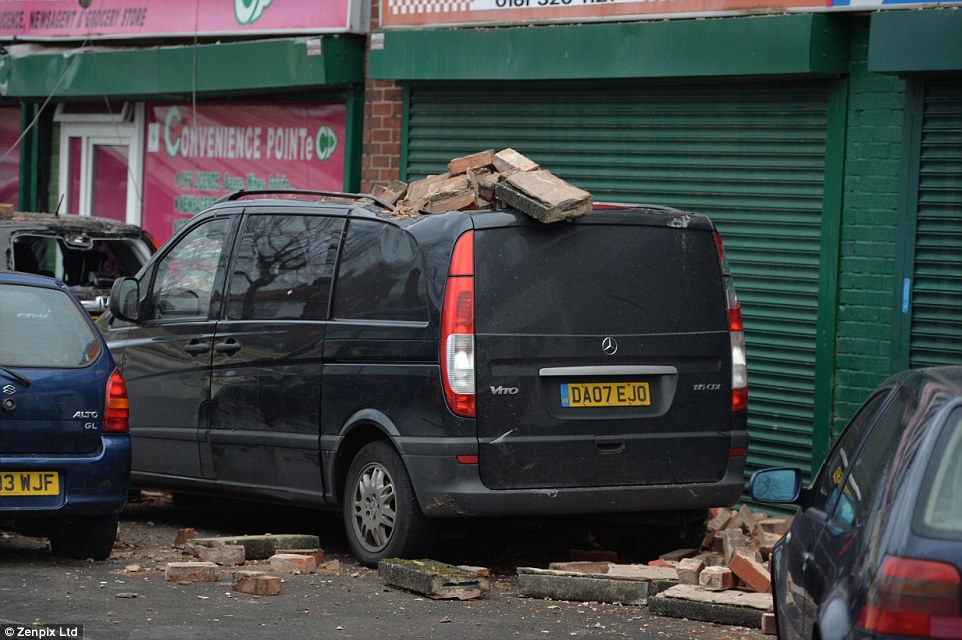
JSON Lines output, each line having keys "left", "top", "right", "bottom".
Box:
{"left": 0, "top": 271, "right": 131, "bottom": 560}
{"left": 749, "top": 366, "right": 962, "bottom": 640}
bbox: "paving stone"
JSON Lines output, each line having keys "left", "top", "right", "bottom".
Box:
{"left": 517, "top": 566, "right": 674, "bottom": 606}
{"left": 548, "top": 561, "right": 612, "bottom": 574}
{"left": 164, "top": 562, "right": 218, "bottom": 584}
{"left": 379, "top": 559, "right": 490, "bottom": 600}
{"left": 187, "top": 534, "right": 320, "bottom": 560}
{"left": 495, "top": 170, "right": 592, "bottom": 223}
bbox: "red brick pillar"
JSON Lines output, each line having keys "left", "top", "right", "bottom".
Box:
{"left": 361, "top": 0, "right": 404, "bottom": 193}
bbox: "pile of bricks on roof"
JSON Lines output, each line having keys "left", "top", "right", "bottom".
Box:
{"left": 673, "top": 505, "right": 789, "bottom": 594}
{"left": 370, "top": 148, "right": 593, "bottom": 224}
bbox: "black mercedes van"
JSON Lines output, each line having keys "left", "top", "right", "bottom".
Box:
{"left": 103, "top": 191, "right": 748, "bottom": 566}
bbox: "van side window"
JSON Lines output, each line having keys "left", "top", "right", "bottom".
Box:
{"left": 333, "top": 219, "right": 427, "bottom": 322}
{"left": 225, "top": 214, "right": 342, "bottom": 321}
{"left": 149, "top": 218, "right": 229, "bottom": 321}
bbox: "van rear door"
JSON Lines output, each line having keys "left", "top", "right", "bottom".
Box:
{"left": 473, "top": 212, "right": 734, "bottom": 490}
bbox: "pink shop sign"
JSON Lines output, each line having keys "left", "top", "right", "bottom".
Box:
{"left": 142, "top": 103, "right": 346, "bottom": 243}
{"left": 0, "top": 0, "right": 364, "bottom": 40}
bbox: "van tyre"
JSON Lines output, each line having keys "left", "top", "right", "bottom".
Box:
{"left": 49, "top": 515, "right": 119, "bottom": 561}
{"left": 344, "top": 441, "right": 433, "bottom": 567}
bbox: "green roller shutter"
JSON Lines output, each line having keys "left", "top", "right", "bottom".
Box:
{"left": 406, "top": 79, "right": 830, "bottom": 479}
{"left": 909, "top": 79, "right": 962, "bottom": 368}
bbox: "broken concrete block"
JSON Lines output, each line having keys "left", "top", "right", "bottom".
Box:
{"left": 379, "top": 559, "right": 490, "bottom": 600}
{"left": 448, "top": 149, "right": 495, "bottom": 176}
{"left": 495, "top": 170, "right": 592, "bottom": 224}
{"left": 729, "top": 548, "right": 771, "bottom": 593}
{"left": 517, "top": 567, "right": 658, "bottom": 605}
{"left": 493, "top": 148, "right": 539, "bottom": 174}
{"left": 371, "top": 180, "right": 408, "bottom": 205}
{"left": 164, "top": 562, "right": 218, "bottom": 584}
{"left": 187, "top": 534, "right": 320, "bottom": 560}
{"left": 269, "top": 553, "right": 317, "bottom": 575}
{"left": 677, "top": 557, "right": 705, "bottom": 585}
{"left": 233, "top": 572, "right": 281, "bottom": 596}
{"left": 649, "top": 584, "right": 773, "bottom": 629}
{"left": 196, "top": 544, "right": 245, "bottom": 566}
{"left": 698, "top": 566, "right": 735, "bottom": 591}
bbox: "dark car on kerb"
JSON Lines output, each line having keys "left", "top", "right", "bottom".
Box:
{"left": 1, "top": 211, "right": 156, "bottom": 317}
{"left": 101, "top": 190, "right": 749, "bottom": 566}
{"left": 750, "top": 366, "right": 962, "bottom": 640}
{"left": 0, "top": 271, "right": 131, "bottom": 560}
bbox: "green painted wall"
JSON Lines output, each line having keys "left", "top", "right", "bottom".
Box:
{"left": 832, "top": 16, "right": 906, "bottom": 439}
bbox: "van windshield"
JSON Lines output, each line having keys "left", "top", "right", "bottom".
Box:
{"left": 474, "top": 224, "right": 725, "bottom": 335}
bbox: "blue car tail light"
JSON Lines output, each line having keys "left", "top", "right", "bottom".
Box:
{"left": 857, "top": 555, "right": 962, "bottom": 639}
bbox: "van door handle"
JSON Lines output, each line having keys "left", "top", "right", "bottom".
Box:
{"left": 184, "top": 341, "right": 210, "bottom": 356}
{"left": 214, "top": 339, "right": 242, "bottom": 356}
{"left": 595, "top": 436, "right": 625, "bottom": 454}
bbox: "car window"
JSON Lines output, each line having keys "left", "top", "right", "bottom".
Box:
{"left": 332, "top": 219, "right": 427, "bottom": 322}
{"left": 829, "top": 389, "right": 912, "bottom": 528}
{"left": 0, "top": 283, "right": 100, "bottom": 367}
{"left": 148, "top": 218, "right": 229, "bottom": 321}
{"left": 225, "top": 214, "right": 341, "bottom": 321}
{"left": 914, "top": 407, "right": 962, "bottom": 541}
{"left": 812, "top": 391, "right": 888, "bottom": 516}
{"left": 13, "top": 235, "right": 150, "bottom": 287}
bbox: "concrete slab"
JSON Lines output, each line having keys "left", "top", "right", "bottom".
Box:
{"left": 379, "top": 559, "right": 490, "bottom": 600}
{"left": 517, "top": 566, "right": 676, "bottom": 606}
{"left": 648, "top": 584, "right": 773, "bottom": 629}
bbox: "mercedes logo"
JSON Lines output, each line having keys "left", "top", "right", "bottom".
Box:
{"left": 602, "top": 337, "right": 618, "bottom": 356}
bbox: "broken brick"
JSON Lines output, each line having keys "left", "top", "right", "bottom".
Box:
{"left": 196, "top": 544, "right": 245, "bottom": 566}
{"left": 269, "top": 553, "right": 317, "bottom": 575}
{"left": 174, "top": 528, "right": 197, "bottom": 546}
{"left": 761, "top": 612, "right": 777, "bottom": 635}
{"left": 729, "top": 548, "right": 772, "bottom": 594}
{"left": 371, "top": 180, "right": 408, "bottom": 205}
{"left": 448, "top": 149, "right": 495, "bottom": 176}
{"left": 277, "top": 549, "right": 326, "bottom": 565}
{"left": 706, "top": 509, "right": 733, "bottom": 533}
{"left": 233, "top": 573, "right": 281, "bottom": 596}
{"left": 493, "top": 148, "right": 539, "bottom": 174}
{"left": 570, "top": 549, "right": 618, "bottom": 564}
{"left": 676, "top": 557, "right": 705, "bottom": 585}
{"left": 164, "top": 562, "right": 218, "bottom": 584}
{"left": 698, "top": 566, "right": 735, "bottom": 591}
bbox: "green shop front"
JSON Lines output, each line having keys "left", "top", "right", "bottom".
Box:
{"left": 0, "top": 1, "right": 367, "bottom": 243}
{"left": 371, "top": 4, "right": 962, "bottom": 482}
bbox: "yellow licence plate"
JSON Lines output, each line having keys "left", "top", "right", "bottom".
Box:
{"left": 0, "top": 471, "right": 61, "bottom": 496}
{"left": 561, "top": 382, "right": 651, "bottom": 408}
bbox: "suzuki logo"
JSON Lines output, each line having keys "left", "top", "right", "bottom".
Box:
{"left": 490, "top": 386, "right": 519, "bottom": 395}
{"left": 2, "top": 385, "right": 15, "bottom": 395}
{"left": 602, "top": 337, "right": 618, "bottom": 356}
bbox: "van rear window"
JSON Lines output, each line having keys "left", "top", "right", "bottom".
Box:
{"left": 475, "top": 225, "right": 724, "bottom": 335}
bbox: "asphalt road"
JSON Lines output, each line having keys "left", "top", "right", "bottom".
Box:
{"left": 0, "top": 493, "right": 768, "bottom": 640}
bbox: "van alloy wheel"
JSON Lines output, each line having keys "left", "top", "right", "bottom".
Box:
{"left": 343, "top": 441, "right": 433, "bottom": 567}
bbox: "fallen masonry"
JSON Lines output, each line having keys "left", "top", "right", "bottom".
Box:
{"left": 371, "top": 148, "right": 592, "bottom": 224}
{"left": 378, "top": 558, "right": 491, "bottom": 600}
{"left": 186, "top": 534, "right": 320, "bottom": 560}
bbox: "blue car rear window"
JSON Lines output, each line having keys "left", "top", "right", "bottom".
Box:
{"left": 0, "top": 283, "right": 100, "bottom": 368}
{"left": 916, "top": 408, "right": 962, "bottom": 541}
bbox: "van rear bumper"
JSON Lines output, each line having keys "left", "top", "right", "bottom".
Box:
{"left": 401, "top": 446, "right": 746, "bottom": 518}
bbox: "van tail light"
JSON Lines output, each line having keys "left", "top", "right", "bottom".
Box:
{"left": 104, "top": 369, "right": 130, "bottom": 433}
{"left": 715, "top": 231, "right": 747, "bottom": 413}
{"left": 441, "top": 231, "right": 476, "bottom": 418}
{"left": 857, "top": 555, "right": 962, "bottom": 638}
